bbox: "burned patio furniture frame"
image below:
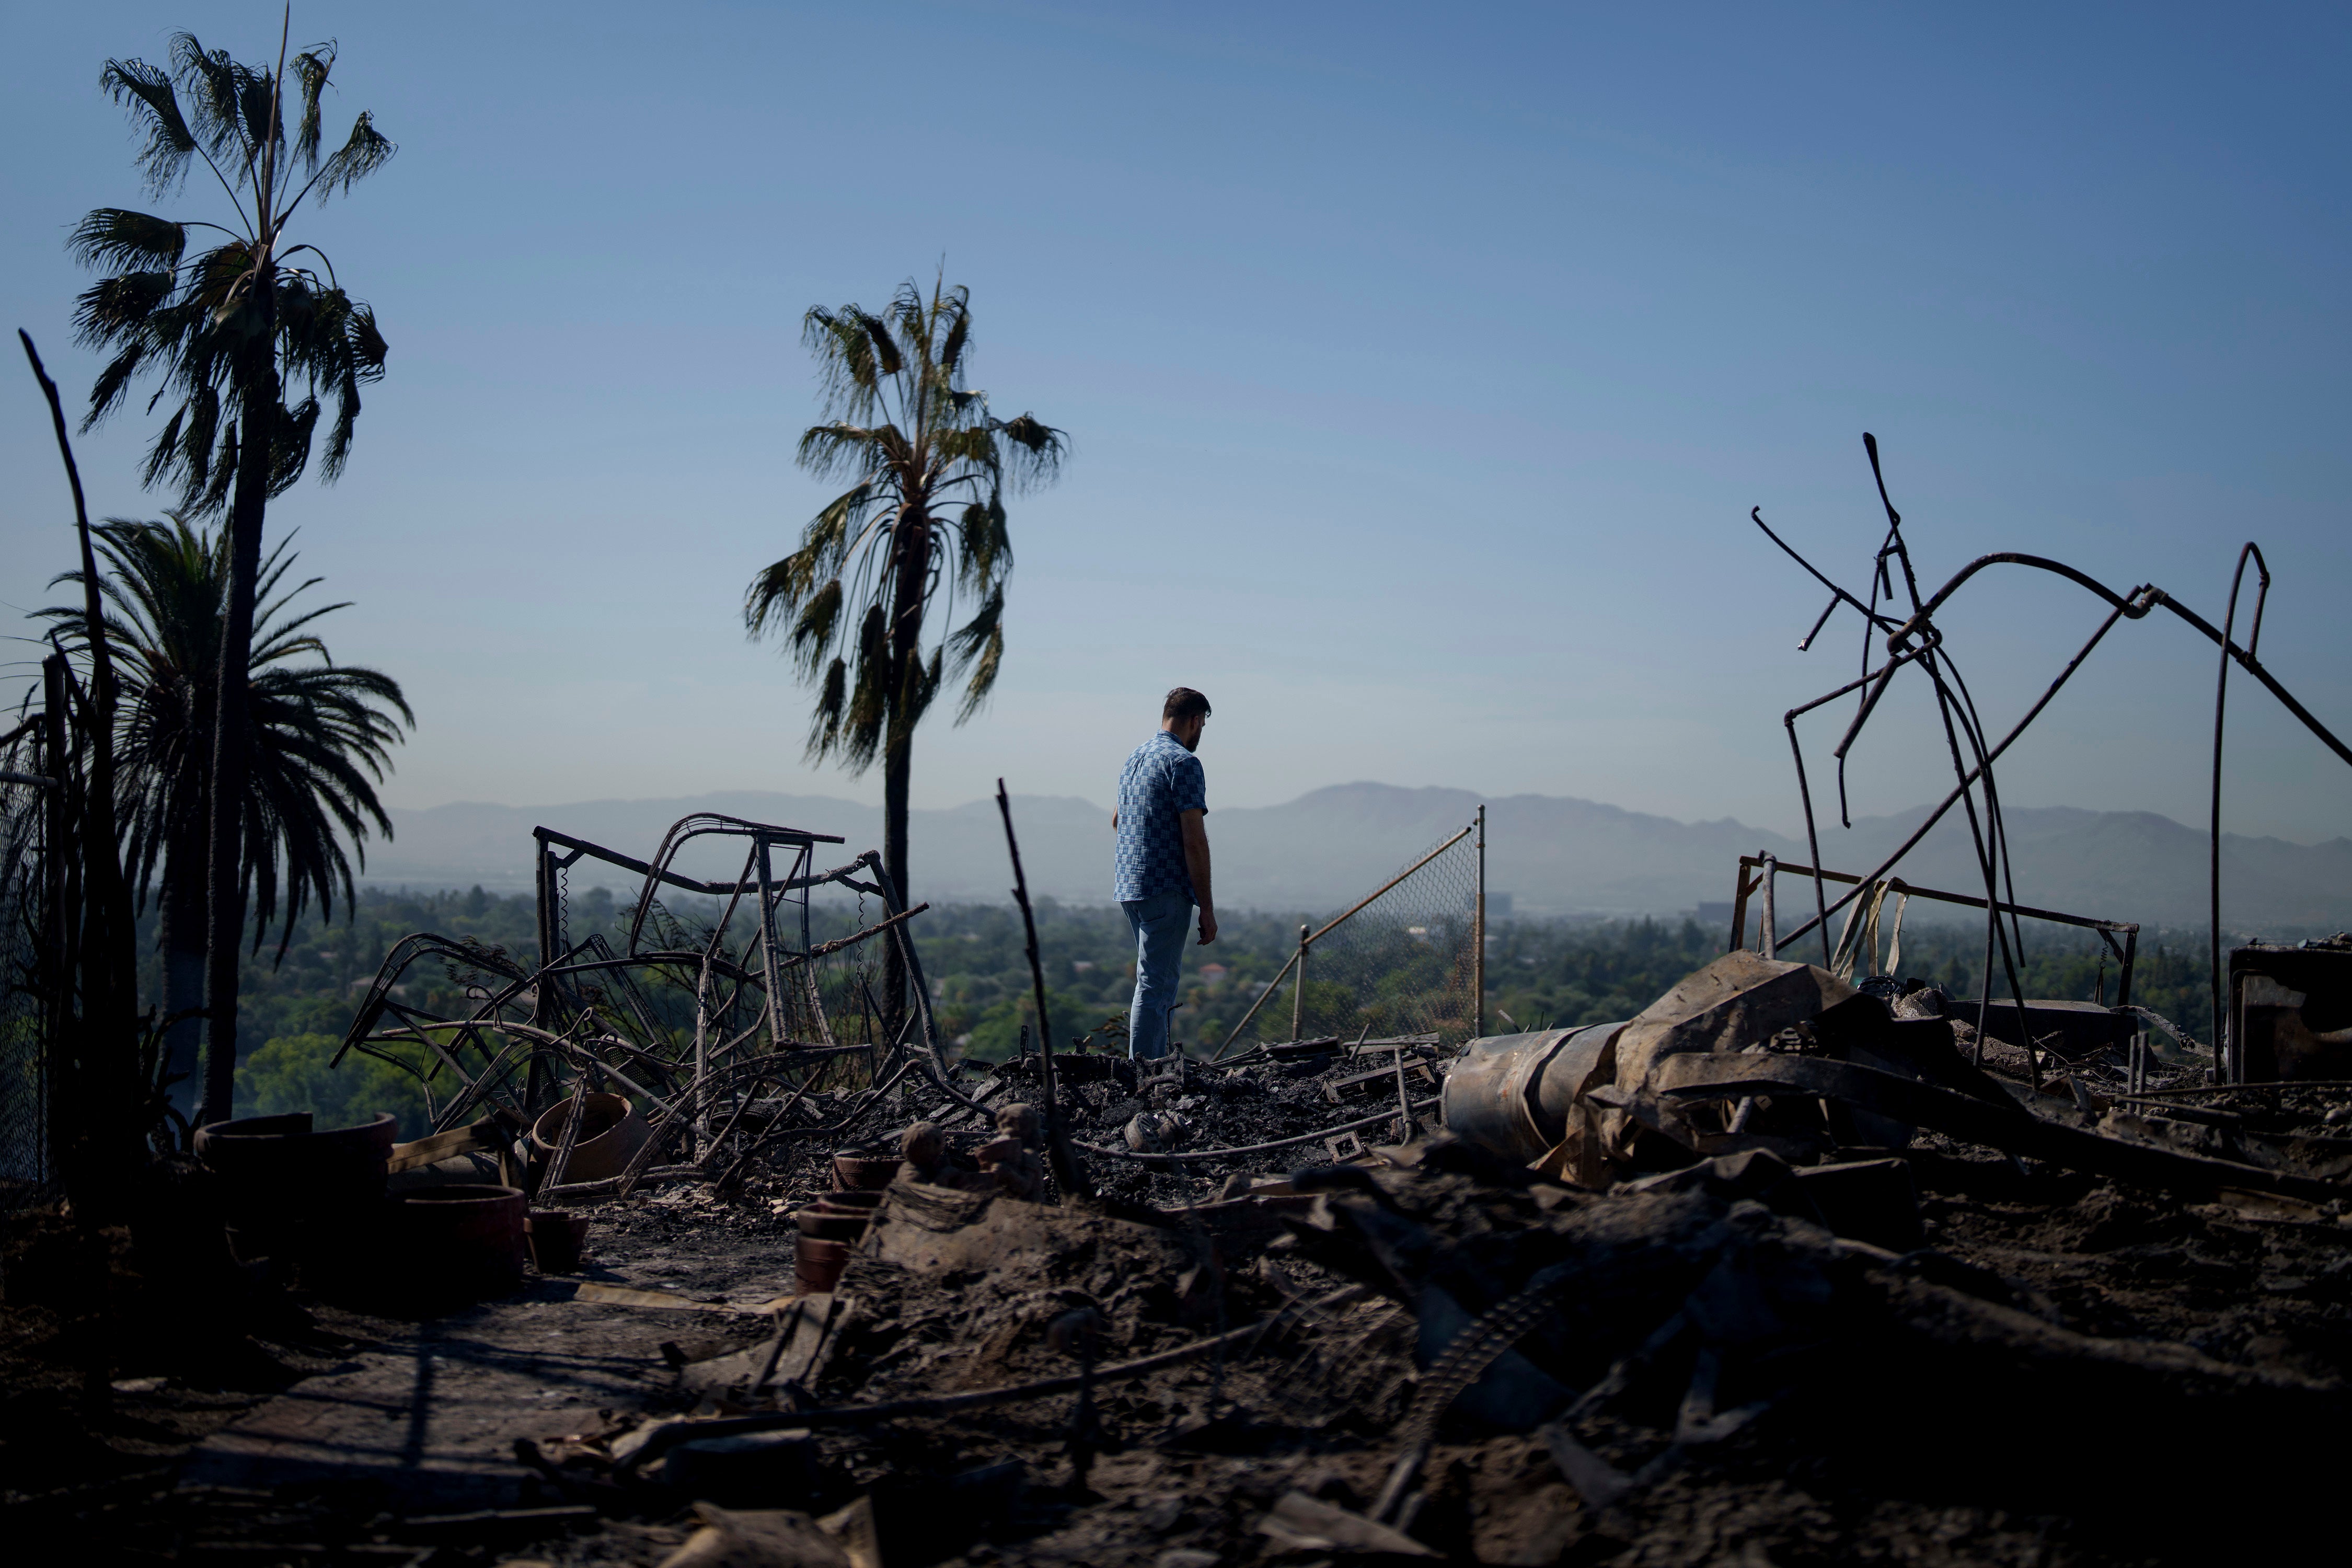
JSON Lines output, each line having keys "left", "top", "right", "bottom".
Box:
{"left": 333, "top": 813, "right": 965, "bottom": 1192}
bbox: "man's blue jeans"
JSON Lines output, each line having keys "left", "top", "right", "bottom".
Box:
{"left": 1123, "top": 892, "right": 1193, "bottom": 1060}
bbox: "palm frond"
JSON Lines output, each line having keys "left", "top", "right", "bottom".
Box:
{"left": 269, "top": 396, "right": 320, "bottom": 493}
{"left": 169, "top": 33, "right": 257, "bottom": 169}
{"left": 956, "top": 494, "right": 1011, "bottom": 590}
{"left": 859, "top": 309, "right": 903, "bottom": 377}
{"left": 194, "top": 420, "right": 240, "bottom": 514}
{"left": 175, "top": 385, "right": 222, "bottom": 492}
{"left": 806, "top": 655, "right": 849, "bottom": 762}
{"left": 292, "top": 45, "right": 335, "bottom": 169}
{"left": 84, "top": 340, "right": 151, "bottom": 428}
{"left": 786, "top": 577, "right": 845, "bottom": 678}
{"left": 313, "top": 110, "right": 395, "bottom": 201}
{"left": 745, "top": 475, "right": 869, "bottom": 636}
{"left": 931, "top": 425, "right": 999, "bottom": 469}
{"left": 939, "top": 298, "right": 971, "bottom": 375}
{"left": 796, "top": 423, "right": 889, "bottom": 484}
{"left": 803, "top": 307, "right": 883, "bottom": 419}
{"left": 137, "top": 403, "right": 182, "bottom": 486}
{"left": 947, "top": 583, "right": 1006, "bottom": 722}
{"left": 68, "top": 209, "right": 188, "bottom": 273}
{"left": 840, "top": 633, "right": 889, "bottom": 770}
{"left": 343, "top": 296, "right": 387, "bottom": 373}
{"left": 98, "top": 59, "right": 199, "bottom": 194}
{"left": 73, "top": 273, "right": 176, "bottom": 364}
{"left": 908, "top": 645, "right": 943, "bottom": 731}
{"left": 992, "top": 413, "right": 1068, "bottom": 489}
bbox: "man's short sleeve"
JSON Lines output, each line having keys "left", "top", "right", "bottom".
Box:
{"left": 1172, "top": 753, "right": 1206, "bottom": 815}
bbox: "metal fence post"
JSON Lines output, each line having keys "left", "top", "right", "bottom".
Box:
{"left": 1473, "top": 806, "right": 1486, "bottom": 1037}
{"left": 1291, "top": 923, "right": 1309, "bottom": 1042}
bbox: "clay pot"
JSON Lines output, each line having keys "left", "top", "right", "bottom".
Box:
{"left": 194, "top": 1112, "right": 397, "bottom": 1267}
{"left": 814, "top": 1194, "right": 880, "bottom": 1222}
{"left": 793, "top": 1206, "right": 869, "bottom": 1242}
{"left": 832, "top": 1152, "right": 900, "bottom": 1191}
{"left": 531, "top": 1093, "right": 652, "bottom": 1184}
{"left": 398, "top": 1183, "right": 527, "bottom": 1300}
{"left": 526, "top": 1209, "right": 591, "bottom": 1274}
{"left": 794, "top": 1236, "right": 851, "bottom": 1294}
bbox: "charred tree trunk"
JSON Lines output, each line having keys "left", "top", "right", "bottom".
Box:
{"left": 23, "top": 331, "right": 142, "bottom": 1217}
{"left": 199, "top": 293, "right": 278, "bottom": 1127}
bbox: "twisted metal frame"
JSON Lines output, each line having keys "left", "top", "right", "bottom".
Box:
{"left": 1758, "top": 435, "right": 2352, "bottom": 1081}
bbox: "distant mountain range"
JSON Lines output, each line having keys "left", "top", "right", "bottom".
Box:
{"left": 360, "top": 783, "right": 2352, "bottom": 931}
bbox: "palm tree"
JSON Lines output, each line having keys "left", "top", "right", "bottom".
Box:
{"left": 745, "top": 277, "right": 1066, "bottom": 1019}
{"left": 69, "top": 25, "right": 394, "bottom": 1121}
{"left": 44, "top": 516, "right": 411, "bottom": 1120}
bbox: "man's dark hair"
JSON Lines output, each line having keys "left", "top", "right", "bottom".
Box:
{"left": 1163, "top": 687, "right": 1212, "bottom": 722}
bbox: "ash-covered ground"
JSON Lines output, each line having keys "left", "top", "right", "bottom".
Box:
{"left": 8, "top": 1008, "right": 2351, "bottom": 1568}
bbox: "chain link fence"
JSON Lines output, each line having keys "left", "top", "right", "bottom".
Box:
{"left": 1220, "top": 821, "right": 1484, "bottom": 1052}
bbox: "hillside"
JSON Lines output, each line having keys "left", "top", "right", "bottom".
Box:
{"left": 361, "top": 783, "right": 2352, "bottom": 930}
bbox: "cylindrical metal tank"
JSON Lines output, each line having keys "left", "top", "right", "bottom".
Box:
{"left": 1441, "top": 1023, "right": 1626, "bottom": 1163}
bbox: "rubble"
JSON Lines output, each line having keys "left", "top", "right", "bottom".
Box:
{"left": 12, "top": 931, "right": 2338, "bottom": 1566}
{"left": 16, "top": 785, "right": 2352, "bottom": 1564}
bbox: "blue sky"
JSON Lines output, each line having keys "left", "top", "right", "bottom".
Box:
{"left": 5, "top": 2, "right": 2349, "bottom": 847}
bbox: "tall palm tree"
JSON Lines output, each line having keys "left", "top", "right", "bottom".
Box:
{"left": 68, "top": 25, "right": 394, "bottom": 1121}
{"left": 44, "top": 516, "right": 411, "bottom": 1117}
{"left": 746, "top": 278, "right": 1066, "bottom": 1019}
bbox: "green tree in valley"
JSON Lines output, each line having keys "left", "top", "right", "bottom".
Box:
{"left": 43, "top": 516, "right": 410, "bottom": 1117}
{"left": 745, "top": 278, "right": 1066, "bottom": 1018}
{"left": 69, "top": 25, "right": 394, "bottom": 1120}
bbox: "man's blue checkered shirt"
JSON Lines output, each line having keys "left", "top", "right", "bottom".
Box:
{"left": 1114, "top": 730, "right": 1208, "bottom": 902}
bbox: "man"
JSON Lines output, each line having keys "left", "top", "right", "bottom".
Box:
{"left": 1113, "top": 687, "right": 1217, "bottom": 1061}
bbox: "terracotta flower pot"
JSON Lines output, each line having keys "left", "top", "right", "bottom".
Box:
{"left": 530, "top": 1093, "right": 652, "bottom": 1184}
{"left": 194, "top": 1112, "right": 397, "bottom": 1269}
{"left": 832, "top": 1152, "right": 900, "bottom": 1191}
{"left": 398, "top": 1183, "right": 527, "bottom": 1301}
{"left": 526, "top": 1209, "right": 591, "bottom": 1274}
{"left": 814, "top": 1189, "right": 884, "bottom": 1213}
{"left": 793, "top": 1207, "right": 870, "bottom": 1242}
{"left": 795, "top": 1236, "right": 851, "bottom": 1295}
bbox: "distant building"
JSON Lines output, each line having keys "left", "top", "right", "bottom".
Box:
{"left": 1201, "top": 963, "right": 1229, "bottom": 983}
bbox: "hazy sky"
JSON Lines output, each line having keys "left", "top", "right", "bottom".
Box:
{"left": 6, "top": 2, "right": 2349, "bottom": 848}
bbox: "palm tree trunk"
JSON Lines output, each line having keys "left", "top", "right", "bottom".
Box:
{"left": 199, "top": 318, "right": 278, "bottom": 1126}
{"left": 882, "top": 714, "right": 912, "bottom": 1034}
{"left": 880, "top": 513, "right": 930, "bottom": 1040}
{"left": 159, "top": 844, "right": 207, "bottom": 1122}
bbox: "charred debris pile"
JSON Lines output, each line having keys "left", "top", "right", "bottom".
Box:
{"left": 86, "top": 931, "right": 2352, "bottom": 1568}
{"left": 556, "top": 946, "right": 2352, "bottom": 1568}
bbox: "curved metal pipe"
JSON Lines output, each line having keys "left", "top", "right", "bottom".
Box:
{"left": 2210, "top": 543, "right": 2270, "bottom": 1081}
